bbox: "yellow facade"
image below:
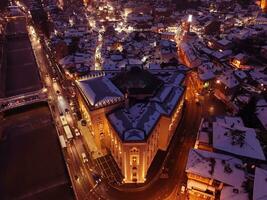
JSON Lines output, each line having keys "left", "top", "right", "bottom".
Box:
{"left": 77, "top": 87, "right": 185, "bottom": 183}
{"left": 261, "top": 0, "right": 267, "bottom": 13}
{"left": 186, "top": 172, "right": 223, "bottom": 200}
{"left": 106, "top": 97, "right": 185, "bottom": 183}
{"left": 77, "top": 89, "right": 123, "bottom": 152}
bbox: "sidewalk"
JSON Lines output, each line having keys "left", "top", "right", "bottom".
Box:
{"left": 78, "top": 121, "right": 103, "bottom": 160}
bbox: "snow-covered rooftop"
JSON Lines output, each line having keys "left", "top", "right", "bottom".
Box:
{"left": 220, "top": 186, "right": 249, "bottom": 200}
{"left": 165, "top": 73, "right": 185, "bottom": 86}
{"left": 217, "top": 38, "right": 231, "bottom": 47}
{"left": 108, "top": 103, "right": 161, "bottom": 141}
{"left": 186, "top": 149, "right": 247, "bottom": 188}
{"left": 234, "top": 70, "right": 247, "bottom": 80}
{"left": 212, "top": 121, "right": 265, "bottom": 161}
{"left": 180, "top": 42, "right": 200, "bottom": 67}
{"left": 255, "top": 99, "right": 267, "bottom": 130}
{"left": 218, "top": 71, "right": 239, "bottom": 89}
{"left": 216, "top": 116, "right": 244, "bottom": 128}
{"left": 77, "top": 76, "right": 124, "bottom": 108}
{"left": 198, "top": 62, "right": 215, "bottom": 81}
{"left": 249, "top": 67, "right": 267, "bottom": 85}
{"left": 253, "top": 167, "right": 267, "bottom": 200}
{"left": 108, "top": 73, "right": 185, "bottom": 142}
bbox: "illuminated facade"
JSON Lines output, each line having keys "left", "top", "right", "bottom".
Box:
{"left": 76, "top": 73, "right": 124, "bottom": 152}
{"left": 230, "top": 53, "right": 248, "bottom": 69}
{"left": 186, "top": 149, "right": 248, "bottom": 200}
{"left": 178, "top": 42, "right": 201, "bottom": 68}
{"left": 261, "top": 0, "right": 267, "bottom": 13}
{"left": 107, "top": 97, "right": 185, "bottom": 183}
{"left": 76, "top": 72, "right": 185, "bottom": 183}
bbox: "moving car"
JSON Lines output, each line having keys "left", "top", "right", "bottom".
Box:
{"left": 180, "top": 185, "right": 186, "bottom": 194}
{"left": 81, "top": 153, "right": 88, "bottom": 163}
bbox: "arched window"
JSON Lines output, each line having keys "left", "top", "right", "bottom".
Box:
{"left": 130, "top": 147, "right": 139, "bottom": 153}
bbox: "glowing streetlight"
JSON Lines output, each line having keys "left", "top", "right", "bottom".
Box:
{"left": 188, "top": 14, "right": 193, "bottom": 23}
{"left": 69, "top": 18, "right": 74, "bottom": 26}
{"left": 209, "top": 106, "right": 215, "bottom": 114}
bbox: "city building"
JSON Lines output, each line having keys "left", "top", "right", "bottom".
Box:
{"left": 207, "top": 38, "right": 232, "bottom": 51}
{"left": 76, "top": 70, "right": 186, "bottom": 183}
{"left": 195, "top": 116, "right": 266, "bottom": 161}
{"left": 230, "top": 53, "right": 248, "bottom": 69}
{"left": 76, "top": 73, "right": 125, "bottom": 153}
{"left": 255, "top": 98, "right": 267, "bottom": 130}
{"left": 178, "top": 42, "right": 201, "bottom": 68}
{"left": 253, "top": 167, "right": 267, "bottom": 200}
{"left": 3, "top": 0, "right": 267, "bottom": 199}
{"left": 214, "top": 71, "right": 240, "bottom": 112}
{"left": 261, "top": 0, "right": 267, "bottom": 13}
{"left": 186, "top": 148, "right": 249, "bottom": 200}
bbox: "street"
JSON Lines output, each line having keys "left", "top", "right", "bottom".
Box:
{"left": 18, "top": 1, "right": 227, "bottom": 200}
{"left": 28, "top": 24, "right": 104, "bottom": 200}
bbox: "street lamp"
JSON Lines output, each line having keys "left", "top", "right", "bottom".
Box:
{"left": 209, "top": 106, "right": 215, "bottom": 114}
{"left": 42, "top": 88, "right": 48, "bottom": 93}
{"left": 186, "top": 14, "right": 193, "bottom": 32}
{"left": 188, "top": 14, "right": 193, "bottom": 23}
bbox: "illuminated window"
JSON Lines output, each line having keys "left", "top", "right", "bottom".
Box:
{"left": 130, "top": 147, "right": 139, "bottom": 153}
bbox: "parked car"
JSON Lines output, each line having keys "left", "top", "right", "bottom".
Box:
{"left": 75, "top": 128, "right": 80, "bottom": 136}
{"left": 180, "top": 185, "right": 186, "bottom": 194}
{"left": 81, "top": 153, "right": 88, "bottom": 163}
